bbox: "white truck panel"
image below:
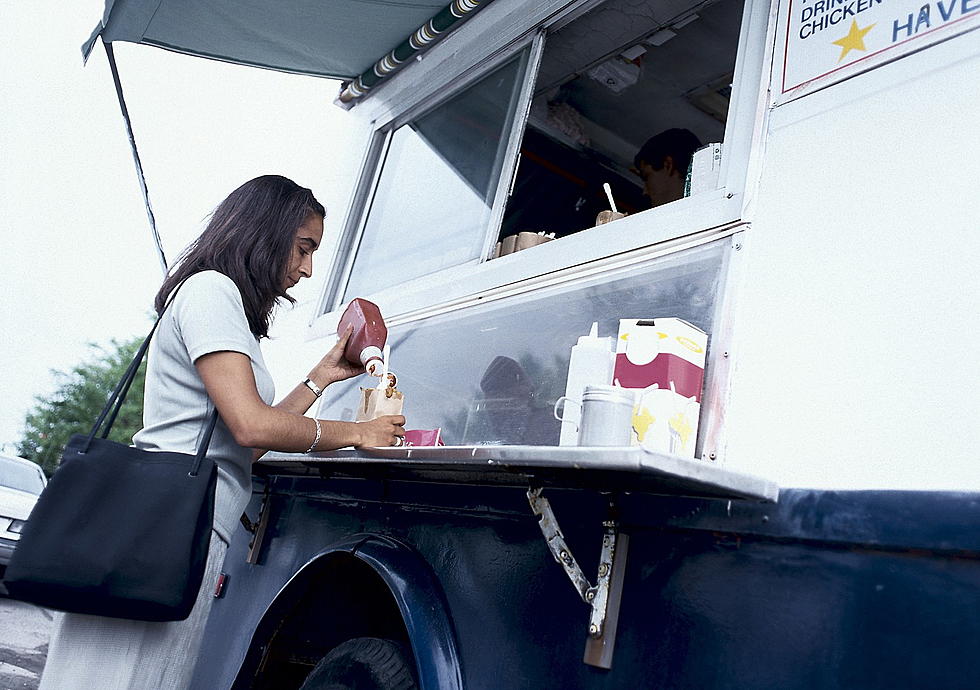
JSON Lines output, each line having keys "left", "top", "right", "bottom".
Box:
{"left": 726, "top": 32, "right": 980, "bottom": 489}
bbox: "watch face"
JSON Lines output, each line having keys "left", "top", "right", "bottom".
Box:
{"left": 305, "top": 378, "right": 322, "bottom": 396}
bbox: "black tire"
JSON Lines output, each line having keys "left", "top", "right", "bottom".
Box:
{"left": 299, "top": 637, "right": 419, "bottom": 690}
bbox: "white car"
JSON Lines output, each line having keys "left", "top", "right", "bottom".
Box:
{"left": 0, "top": 453, "right": 47, "bottom": 574}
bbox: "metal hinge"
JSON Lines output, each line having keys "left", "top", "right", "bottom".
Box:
{"left": 527, "top": 488, "right": 629, "bottom": 669}
{"left": 240, "top": 482, "right": 272, "bottom": 565}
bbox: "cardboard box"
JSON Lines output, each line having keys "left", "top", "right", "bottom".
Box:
{"left": 614, "top": 318, "right": 708, "bottom": 457}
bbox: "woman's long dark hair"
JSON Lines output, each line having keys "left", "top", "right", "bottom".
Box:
{"left": 154, "top": 175, "right": 325, "bottom": 338}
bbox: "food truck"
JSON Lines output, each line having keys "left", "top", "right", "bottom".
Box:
{"left": 80, "top": 0, "right": 979, "bottom": 687}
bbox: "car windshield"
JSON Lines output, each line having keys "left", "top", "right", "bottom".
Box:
{"left": 0, "top": 456, "right": 45, "bottom": 495}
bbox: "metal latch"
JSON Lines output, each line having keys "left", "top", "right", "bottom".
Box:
{"left": 527, "top": 488, "right": 629, "bottom": 669}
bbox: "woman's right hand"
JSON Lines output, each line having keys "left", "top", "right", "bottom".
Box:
{"left": 354, "top": 415, "right": 407, "bottom": 448}
{"left": 309, "top": 325, "right": 365, "bottom": 386}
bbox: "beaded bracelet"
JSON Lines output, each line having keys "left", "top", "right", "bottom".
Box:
{"left": 305, "top": 418, "right": 322, "bottom": 454}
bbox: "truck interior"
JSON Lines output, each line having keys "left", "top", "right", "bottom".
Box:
{"left": 498, "top": 0, "right": 745, "bottom": 244}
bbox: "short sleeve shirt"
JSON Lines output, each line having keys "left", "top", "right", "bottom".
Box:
{"left": 133, "top": 271, "right": 275, "bottom": 543}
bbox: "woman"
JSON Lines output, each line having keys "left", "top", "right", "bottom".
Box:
{"left": 39, "top": 175, "right": 405, "bottom": 689}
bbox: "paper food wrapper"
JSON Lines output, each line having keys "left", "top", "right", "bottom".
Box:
{"left": 515, "top": 231, "right": 554, "bottom": 251}
{"left": 595, "top": 210, "right": 627, "bottom": 225}
{"left": 494, "top": 232, "right": 555, "bottom": 258}
{"left": 614, "top": 318, "right": 708, "bottom": 457}
{"left": 403, "top": 429, "right": 444, "bottom": 447}
{"left": 356, "top": 387, "right": 404, "bottom": 421}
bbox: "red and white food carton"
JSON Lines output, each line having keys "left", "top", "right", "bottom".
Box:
{"left": 613, "top": 318, "right": 708, "bottom": 457}
{"left": 403, "top": 429, "right": 445, "bottom": 447}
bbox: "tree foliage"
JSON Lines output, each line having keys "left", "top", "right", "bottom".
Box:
{"left": 18, "top": 338, "right": 145, "bottom": 476}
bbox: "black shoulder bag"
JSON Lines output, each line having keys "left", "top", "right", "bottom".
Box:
{"left": 5, "top": 286, "right": 220, "bottom": 622}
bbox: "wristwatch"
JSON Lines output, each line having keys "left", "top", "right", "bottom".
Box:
{"left": 302, "top": 377, "right": 323, "bottom": 398}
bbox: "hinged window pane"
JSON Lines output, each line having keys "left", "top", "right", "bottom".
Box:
{"left": 342, "top": 52, "right": 528, "bottom": 301}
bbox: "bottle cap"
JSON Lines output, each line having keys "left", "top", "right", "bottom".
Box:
{"left": 583, "top": 384, "right": 635, "bottom": 405}
{"left": 577, "top": 322, "right": 605, "bottom": 345}
{"left": 360, "top": 345, "right": 384, "bottom": 376}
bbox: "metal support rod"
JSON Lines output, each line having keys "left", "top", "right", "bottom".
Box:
{"left": 528, "top": 488, "right": 592, "bottom": 601}
{"left": 103, "top": 39, "right": 169, "bottom": 276}
{"left": 586, "top": 522, "right": 617, "bottom": 638}
{"left": 583, "top": 530, "right": 629, "bottom": 670}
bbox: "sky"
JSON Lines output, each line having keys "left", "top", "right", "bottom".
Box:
{"left": 0, "top": 0, "right": 361, "bottom": 453}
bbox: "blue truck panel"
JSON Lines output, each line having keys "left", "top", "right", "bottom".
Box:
{"left": 192, "top": 479, "right": 980, "bottom": 689}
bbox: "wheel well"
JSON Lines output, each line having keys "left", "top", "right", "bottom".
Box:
{"left": 242, "top": 552, "right": 413, "bottom": 689}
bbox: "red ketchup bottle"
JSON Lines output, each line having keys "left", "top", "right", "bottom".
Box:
{"left": 337, "top": 298, "right": 388, "bottom": 376}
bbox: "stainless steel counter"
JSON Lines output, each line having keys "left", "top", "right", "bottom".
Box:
{"left": 256, "top": 445, "right": 778, "bottom": 502}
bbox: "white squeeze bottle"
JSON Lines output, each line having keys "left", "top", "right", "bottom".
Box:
{"left": 558, "top": 322, "right": 616, "bottom": 445}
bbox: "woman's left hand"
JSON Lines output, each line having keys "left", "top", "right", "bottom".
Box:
{"left": 308, "top": 325, "right": 365, "bottom": 386}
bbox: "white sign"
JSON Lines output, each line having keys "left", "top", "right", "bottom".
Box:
{"left": 778, "top": 0, "right": 980, "bottom": 102}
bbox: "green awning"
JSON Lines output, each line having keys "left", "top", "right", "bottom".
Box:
{"left": 337, "top": 0, "right": 484, "bottom": 103}
{"left": 83, "top": 0, "right": 489, "bottom": 102}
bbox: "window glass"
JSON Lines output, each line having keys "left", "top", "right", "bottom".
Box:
{"left": 320, "top": 238, "right": 728, "bottom": 451}
{"left": 0, "top": 457, "right": 45, "bottom": 495}
{"left": 495, "top": 0, "right": 744, "bottom": 252}
{"left": 342, "top": 53, "right": 527, "bottom": 301}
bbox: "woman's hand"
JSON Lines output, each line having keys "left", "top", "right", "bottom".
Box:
{"left": 354, "top": 415, "right": 407, "bottom": 448}
{"left": 309, "top": 325, "right": 365, "bottom": 386}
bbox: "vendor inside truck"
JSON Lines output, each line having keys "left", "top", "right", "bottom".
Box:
{"left": 633, "top": 127, "right": 703, "bottom": 208}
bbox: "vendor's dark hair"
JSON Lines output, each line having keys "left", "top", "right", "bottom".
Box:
{"left": 634, "top": 128, "right": 702, "bottom": 176}
{"left": 154, "top": 175, "right": 325, "bottom": 338}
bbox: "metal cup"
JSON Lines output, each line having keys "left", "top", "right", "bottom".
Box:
{"left": 577, "top": 385, "right": 635, "bottom": 446}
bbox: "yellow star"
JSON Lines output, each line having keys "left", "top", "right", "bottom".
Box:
{"left": 832, "top": 20, "right": 875, "bottom": 62}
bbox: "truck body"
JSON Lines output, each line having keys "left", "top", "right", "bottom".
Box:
{"left": 81, "top": 0, "right": 980, "bottom": 686}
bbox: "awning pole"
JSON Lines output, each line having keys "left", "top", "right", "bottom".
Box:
{"left": 103, "top": 39, "right": 169, "bottom": 276}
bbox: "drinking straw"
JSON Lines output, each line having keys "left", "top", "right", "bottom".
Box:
{"left": 603, "top": 183, "right": 619, "bottom": 214}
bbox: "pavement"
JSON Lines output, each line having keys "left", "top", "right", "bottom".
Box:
{"left": 0, "top": 592, "right": 53, "bottom": 690}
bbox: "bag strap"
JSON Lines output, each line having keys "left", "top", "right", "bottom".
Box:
{"left": 93, "top": 313, "right": 165, "bottom": 439}
{"left": 82, "top": 278, "right": 219, "bottom": 458}
{"left": 190, "top": 409, "right": 219, "bottom": 477}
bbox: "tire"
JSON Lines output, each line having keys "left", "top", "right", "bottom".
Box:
{"left": 299, "top": 637, "right": 419, "bottom": 690}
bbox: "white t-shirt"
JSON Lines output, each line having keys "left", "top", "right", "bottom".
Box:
{"left": 133, "top": 270, "right": 276, "bottom": 543}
